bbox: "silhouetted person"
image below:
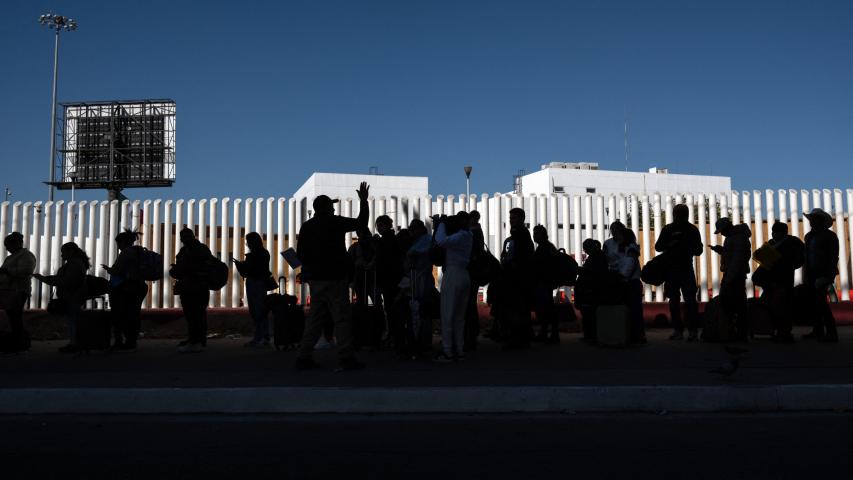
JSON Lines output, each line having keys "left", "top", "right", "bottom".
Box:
{"left": 0, "top": 232, "right": 36, "bottom": 353}
{"left": 759, "top": 222, "right": 805, "bottom": 343}
{"left": 603, "top": 220, "right": 627, "bottom": 271}
{"left": 295, "top": 182, "right": 370, "bottom": 371}
{"left": 575, "top": 239, "right": 607, "bottom": 343}
{"left": 710, "top": 217, "right": 752, "bottom": 342}
{"left": 802, "top": 208, "right": 839, "bottom": 343}
{"left": 34, "top": 242, "right": 90, "bottom": 353}
{"left": 374, "top": 214, "right": 404, "bottom": 344}
{"left": 433, "top": 211, "right": 473, "bottom": 362}
{"left": 655, "top": 204, "right": 703, "bottom": 341}
{"left": 103, "top": 231, "right": 148, "bottom": 351}
{"left": 496, "top": 207, "right": 535, "bottom": 350}
{"left": 234, "top": 232, "right": 272, "bottom": 348}
{"left": 464, "top": 210, "right": 486, "bottom": 351}
{"left": 170, "top": 228, "right": 212, "bottom": 353}
{"left": 532, "top": 225, "right": 559, "bottom": 344}
{"left": 614, "top": 229, "right": 645, "bottom": 344}
{"left": 349, "top": 227, "right": 376, "bottom": 306}
{"left": 403, "top": 218, "right": 438, "bottom": 356}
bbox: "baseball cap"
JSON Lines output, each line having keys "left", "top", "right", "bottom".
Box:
{"left": 312, "top": 195, "right": 339, "bottom": 212}
{"left": 714, "top": 217, "right": 733, "bottom": 234}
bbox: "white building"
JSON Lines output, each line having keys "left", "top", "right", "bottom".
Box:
{"left": 518, "top": 162, "right": 731, "bottom": 197}
{"left": 294, "top": 172, "right": 429, "bottom": 220}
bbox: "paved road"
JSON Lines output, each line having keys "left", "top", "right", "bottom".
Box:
{"left": 4, "top": 328, "right": 853, "bottom": 388}
{"left": 1, "top": 413, "right": 850, "bottom": 479}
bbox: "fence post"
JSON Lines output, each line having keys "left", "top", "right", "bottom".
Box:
{"left": 833, "top": 189, "right": 849, "bottom": 301}
{"left": 641, "top": 194, "right": 652, "bottom": 302}
{"left": 162, "top": 200, "right": 174, "bottom": 309}
{"left": 653, "top": 193, "right": 664, "bottom": 302}
{"left": 287, "top": 198, "right": 296, "bottom": 297}
{"left": 572, "top": 195, "right": 582, "bottom": 263}
{"left": 697, "top": 193, "right": 709, "bottom": 302}
{"left": 595, "top": 195, "right": 605, "bottom": 245}
{"left": 218, "top": 198, "right": 230, "bottom": 307}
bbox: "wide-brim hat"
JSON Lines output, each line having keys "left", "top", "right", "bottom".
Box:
{"left": 804, "top": 208, "right": 833, "bottom": 224}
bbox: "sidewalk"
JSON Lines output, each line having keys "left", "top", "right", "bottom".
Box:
{"left": 2, "top": 327, "right": 853, "bottom": 413}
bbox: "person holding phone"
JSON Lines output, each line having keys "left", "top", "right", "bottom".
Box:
{"left": 711, "top": 217, "right": 752, "bottom": 342}
{"left": 233, "top": 232, "right": 272, "bottom": 348}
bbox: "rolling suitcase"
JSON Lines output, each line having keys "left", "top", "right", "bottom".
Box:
{"left": 595, "top": 304, "right": 630, "bottom": 347}
{"left": 748, "top": 297, "right": 774, "bottom": 337}
{"left": 701, "top": 296, "right": 732, "bottom": 343}
{"left": 75, "top": 307, "right": 112, "bottom": 352}
{"left": 268, "top": 277, "right": 305, "bottom": 351}
{"left": 352, "top": 270, "right": 385, "bottom": 350}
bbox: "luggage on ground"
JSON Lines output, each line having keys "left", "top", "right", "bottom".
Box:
{"left": 595, "top": 304, "right": 630, "bottom": 347}
{"left": 75, "top": 309, "right": 112, "bottom": 352}
{"left": 268, "top": 283, "right": 304, "bottom": 350}
{"left": 747, "top": 297, "right": 774, "bottom": 337}
{"left": 701, "top": 296, "right": 732, "bottom": 343}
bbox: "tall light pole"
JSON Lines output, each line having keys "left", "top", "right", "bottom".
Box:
{"left": 464, "top": 165, "right": 473, "bottom": 199}
{"left": 39, "top": 13, "right": 77, "bottom": 202}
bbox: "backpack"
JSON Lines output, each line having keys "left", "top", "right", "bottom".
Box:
{"left": 640, "top": 252, "right": 670, "bottom": 286}
{"left": 137, "top": 247, "right": 164, "bottom": 281}
{"left": 468, "top": 246, "right": 502, "bottom": 287}
{"left": 204, "top": 256, "right": 230, "bottom": 291}
{"left": 552, "top": 248, "right": 579, "bottom": 287}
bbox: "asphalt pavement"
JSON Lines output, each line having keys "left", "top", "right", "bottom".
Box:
{"left": 0, "top": 412, "right": 850, "bottom": 479}
{"left": 3, "top": 327, "right": 853, "bottom": 388}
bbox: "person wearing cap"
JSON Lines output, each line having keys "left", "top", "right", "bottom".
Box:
{"left": 655, "top": 204, "right": 703, "bottom": 341}
{"left": 0, "top": 232, "right": 37, "bottom": 352}
{"left": 709, "top": 217, "right": 752, "bottom": 342}
{"left": 295, "top": 182, "right": 370, "bottom": 370}
{"left": 758, "top": 222, "right": 805, "bottom": 343}
{"left": 802, "top": 208, "right": 839, "bottom": 342}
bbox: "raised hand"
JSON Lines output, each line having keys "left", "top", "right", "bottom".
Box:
{"left": 356, "top": 182, "right": 370, "bottom": 202}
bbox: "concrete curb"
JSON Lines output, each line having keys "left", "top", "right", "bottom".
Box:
{"left": 1, "top": 385, "right": 852, "bottom": 414}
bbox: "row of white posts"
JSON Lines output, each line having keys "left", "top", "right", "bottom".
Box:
{"left": 0, "top": 189, "right": 850, "bottom": 310}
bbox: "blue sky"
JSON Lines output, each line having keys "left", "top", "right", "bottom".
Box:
{"left": 1, "top": 0, "right": 851, "bottom": 202}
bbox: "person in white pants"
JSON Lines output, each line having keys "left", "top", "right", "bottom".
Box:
{"left": 433, "top": 212, "right": 473, "bottom": 361}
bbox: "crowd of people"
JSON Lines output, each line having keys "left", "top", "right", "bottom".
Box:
{"left": 0, "top": 182, "right": 844, "bottom": 365}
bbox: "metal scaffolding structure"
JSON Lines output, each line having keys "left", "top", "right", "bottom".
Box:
{"left": 54, "top": 99, "right": 176, "bottom": 193}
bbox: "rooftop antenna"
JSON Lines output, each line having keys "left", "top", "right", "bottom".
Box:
{"left": 623, "top": 106, "right": 629, "bottom": 172}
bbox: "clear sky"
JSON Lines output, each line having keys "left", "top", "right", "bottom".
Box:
{"left": 1, "top": 0, "right": 851, "bottom": 203}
